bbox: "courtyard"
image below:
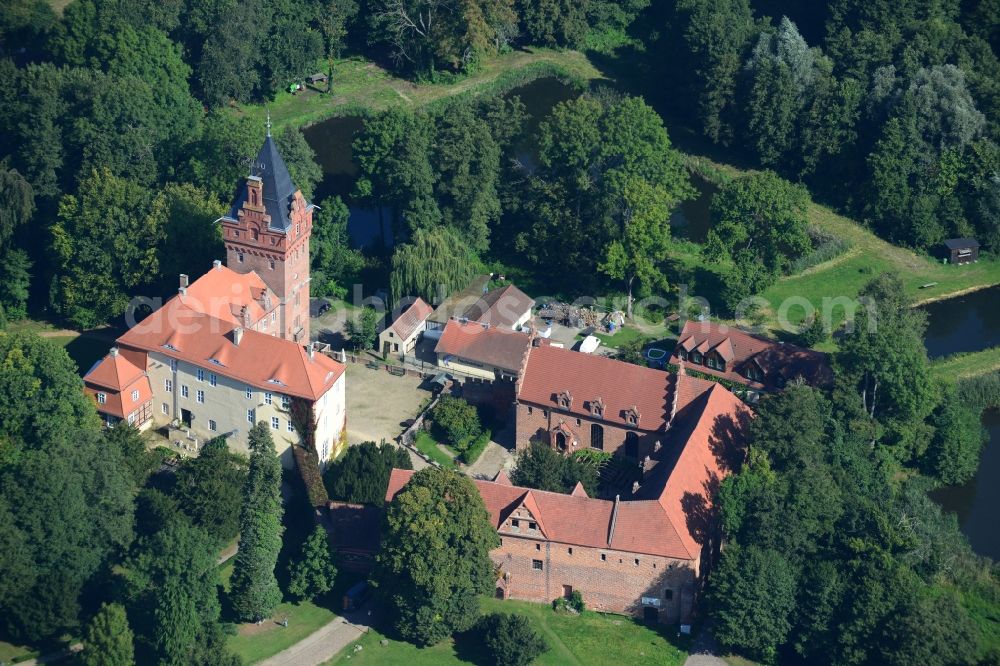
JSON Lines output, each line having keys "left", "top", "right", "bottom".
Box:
{"left": 344, "top": 363, "right": 431, "bottom": 446}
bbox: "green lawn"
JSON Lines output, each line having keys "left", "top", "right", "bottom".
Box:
{"left": 219, "top": 560, "right": 341, "bottom": 665}
{"left": 234, "top": 48, "right": 602, "bottom": 133}
{"left": 413, "top": 431, "right": 456, "bottom": 469}
{"left": 0, "top": 639, "right": 39, "bottom": 663}
{"left": 327, "top": 597, "right": 688, "bottom": 666}
{"left": 683, "top": 158, "right": 1000, "bottom": 335}
{"left": 930, "top": 347, "right": 1000, "bottom": 383}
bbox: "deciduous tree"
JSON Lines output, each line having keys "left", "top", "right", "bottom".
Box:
{"left": 373, "top": 467, "right": 499, "bottom": 645}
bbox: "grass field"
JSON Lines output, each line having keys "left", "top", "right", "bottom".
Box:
{"left": 219, "top": 561, "right": 342, "bottom": 665}
{"left": 930, "top": 348, "right": 1000, "bottom": 383}
{"left": 327, "top": 597, "right": 689, "bottom": 666}
{"left": 681, "top": 159, "right": 1000, "bottom": 333}
{"left": 235, "top": 48, "right": 603, "bottom": 133}
{"left": 413, "top": 431, "right": 456, "bottom": 468}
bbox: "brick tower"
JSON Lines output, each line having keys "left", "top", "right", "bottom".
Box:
{"left": 219, "top": 122, "right": 314, "bottom": 343}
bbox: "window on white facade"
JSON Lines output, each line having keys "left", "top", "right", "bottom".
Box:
{"left": 247, "top": 409, "right": 255, "bottom": 423}
{"left": 96, "top": 392, "right": 106, "bottom": 404}
{"left": 170, "top": 359, "right": 178, "bottom": 372}
{"left": 210, "top": 373, "right": 217, "bottom": 386}
{"left": 197, "top": 368, "right": 204, "bottom": 382}
{"left": 246, "top": 386, "right": 253, "bottom": 399}
{"left": 281, "top": 395, "right": 291, "bottom": 409}
{"left": 131, "top": 389, "right": 139, "bottom": 402}
{"left": 196, "top": 390, "right": 205, "bottom": 404}
{"left": 287, "top": 420, "right": 294, "bottom": 433}
{"left": 271, "top": 416, "right": 279, "bottom": 429}
{"left": 181, "top": 385, "right": 189, "bottom": 398}
{"left": 209, "top": 419, "right": 217, "bottom": 431}
{"left": 165, "top": 379, "right": 172, "bottom": 392}
{"left": 265, "top": 392, "right": 273, "bottom": 405}
{"left": 162, "top": 403, "right": 169, "bottom": 415}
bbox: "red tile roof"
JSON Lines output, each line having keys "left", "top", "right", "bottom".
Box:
{"left": 117, "top": 295, "right": 344, "bottom": 401}
{"left": 385, "top": 373, "right": 751, "bottom": 563}
{"left": 389, "top": 298, "right": 433, "bottom": 340}
{"left": 518, "top": 344, "right": 675, "bottom": 431}
{"left": 463, "top": 284, "right": 535, "bottom": 329}
{"left": 671, "top": 320, "right": 832, "bottom": 390}
{"left": 435, "top": 320, "right": 532, "bottom": 373}
{"left": 83, "top": 348, "right": 153, "bottom": 418}
{"left": 386, "top": 468, "right": 696, "bottom": 559}
{"left": 181, "top": 264, "right": 278, "bottom": 327}
{"left": 652, "top": 383, "right": 752, "bottom": 559}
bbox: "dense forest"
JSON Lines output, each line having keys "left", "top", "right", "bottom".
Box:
{"left": 0, "top": 0, "right": 999, "bottom": 664}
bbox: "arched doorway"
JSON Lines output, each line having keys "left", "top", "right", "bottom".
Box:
{"left": 555, "top": 431, "right": 567, "bottom": 451}
{"left": 495, "top": 587, "right": 505, "bottom": 600}
{"left": 590, "top": 424, "right": 604, "bottom": 450}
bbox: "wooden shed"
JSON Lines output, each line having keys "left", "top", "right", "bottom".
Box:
{"left": 943, "top": 238, "right": 980, "bottom": 264}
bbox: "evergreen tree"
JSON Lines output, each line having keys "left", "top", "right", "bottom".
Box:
{"left": 924, "top": 386, "right": 985, "bottom": 485}
{"left": 81, "top": 603, "right": 134, "bottom": 666}
{"left": 323, "top": 440, "right": 412, "bottom": 505}
{"left": 373, "top": 468, "right": 499, "bottom": 645}
{"left": 275, "top": 126, "right": 322, "bottom": 200}
{"left": 173, "top": 437, "right": 248, "bottom": 546}
{"left": 346, "top": 306, "right": 378, "bottom": 351}
{"left": 287, "top": 524, "right": 338, "bottom": 601}
{"left": 229, "top": 422, "right": 284, "bottom": 622}
{"left": 479, "top": 612, "right": 548, "bottom": 666}
{"left": 311, "top": 196, "right": 364, "bottom": 299}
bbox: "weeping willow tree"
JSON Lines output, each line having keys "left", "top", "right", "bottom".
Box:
{"left": 390, "top": 227, "right": 481, "bottom": 305}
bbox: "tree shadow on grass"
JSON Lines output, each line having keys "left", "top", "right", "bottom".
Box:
{"left": 452, "top": 624, "right": 490, "bottom": 665}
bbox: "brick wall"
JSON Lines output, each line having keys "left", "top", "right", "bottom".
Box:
{"left": 491, "top": 531, "right": 696, "bottom": 623}
{"left": 515, "top": 401, "right": 662, "bottom": 460}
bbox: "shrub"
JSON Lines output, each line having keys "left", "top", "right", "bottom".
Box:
{"left": 796, "top": 316, "right": 827, "bottom": 347}
{"left": 431, "top": 396, "right": 482, "bottom": 451}
{"left": 553, "top": 590, "right": 585, "bottom": 613}
{"left": 479, "top": 613, "right": 548, "bottom": 666}
{"left": 460, "top": 430, "right": 492, "bottom": 465}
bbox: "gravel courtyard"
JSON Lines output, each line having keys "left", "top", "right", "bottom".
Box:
{"left": 343, "top": 364, "right": 432, "bottom": 446}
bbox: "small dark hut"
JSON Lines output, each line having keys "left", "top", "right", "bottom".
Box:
{"left": 942, "top": 238, "right": 980, "bottom": 264}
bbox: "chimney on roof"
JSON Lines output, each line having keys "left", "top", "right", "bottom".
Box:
{"left": 213, "top": 259, "right": 222, "bottom": 270}
{"left": 178, "top": 286, "right": 187, "bottom": 296}
{"left": 608, "top": 494, "right": 620, "bottom": 546}
{"left": 233, "top": 326, "right": 244, "bottom": 346}
{"left": 110, "top": 347, "right": 119, "bottom": 357}
{"left": 179, "top": 274, "right": 189, "bottom": 289}
{"left": 307, "top": 342, "right": 315, "bottom": 361}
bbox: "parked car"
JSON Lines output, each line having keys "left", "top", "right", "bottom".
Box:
{"left": 310, "top": 298, "right": 332, "bottom": 318}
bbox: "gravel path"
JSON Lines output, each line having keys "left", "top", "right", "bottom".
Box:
{"left": 256, "top": 615, "right": 370, "bottom": 666}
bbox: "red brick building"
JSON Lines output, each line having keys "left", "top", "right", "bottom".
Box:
{"left": 217, "top": 126, "right": 315, "bottom": 344}
{"left": 670, "top": 320, "right": 832, "bottom": 393}
{"left": 385, "top": 378, "right": 749, "bottom": 623}
{"left": 516, "top": 344, "right": 711, "bottom": 460}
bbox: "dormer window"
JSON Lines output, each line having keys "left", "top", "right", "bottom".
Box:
{"left": 625, "top": 407, "right": 640, "bottom": 427}
{"left": 558, "top": 390, "right": 572, "bottom": 410}
{"left": 691, "top": 351, "right": 703, "bottom": 364}
{"left": 96, "top": 392, "right": 106, "bottom": 404}
{"left": 677, "top": 349, "right": 687, "bottom": 361}
{"left": 590, "top": 397, "right": 605, "bottom": 418}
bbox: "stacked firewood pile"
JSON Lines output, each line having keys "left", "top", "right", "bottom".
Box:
{"left": 536, "top": 302, "right": 605, "bottom": 329}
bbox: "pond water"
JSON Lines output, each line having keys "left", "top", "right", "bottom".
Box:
{"left": 931, "top": 410, "right": 1000, "bottom": 560}
{"left": 670, "top": 175, "right": 719, "bottom": 243}
{"left": 920, "top": 285, "right": 1000, "bottom": 359}
{"left": 302, "top": 76, "right": 581, "bottom": 248}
